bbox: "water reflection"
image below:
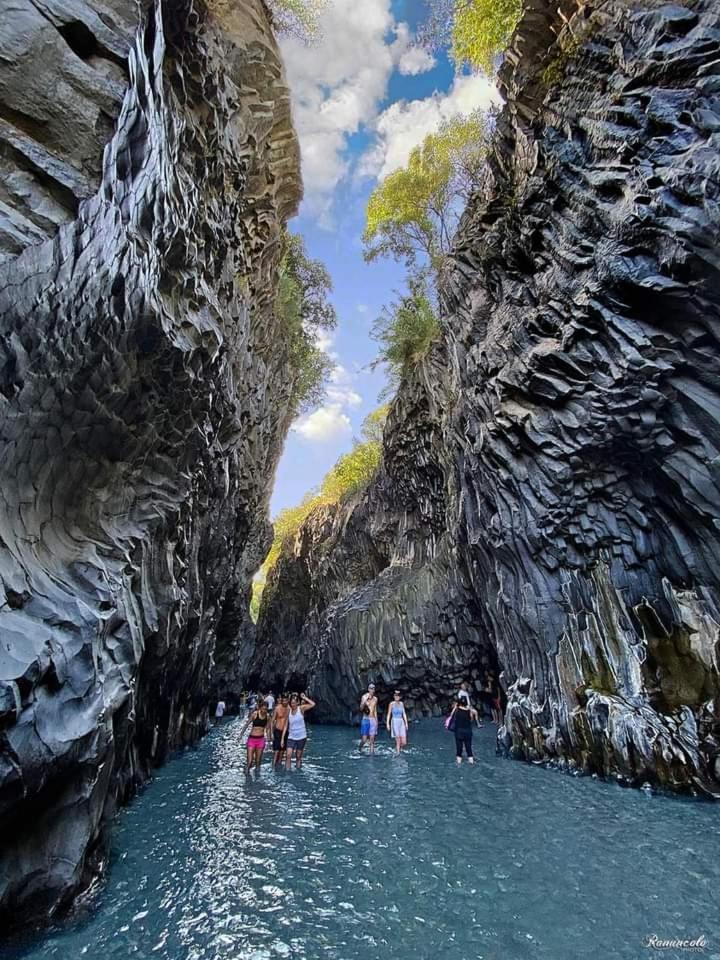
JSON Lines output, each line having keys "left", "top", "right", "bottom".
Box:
{"left": 3, "top": 719, "right": 720, "bottom": 960}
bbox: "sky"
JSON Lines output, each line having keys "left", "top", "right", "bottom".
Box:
{"left": 270, "top": 0, "right": 498, "bottom": 515}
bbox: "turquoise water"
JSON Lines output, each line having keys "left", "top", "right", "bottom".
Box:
{"left": 4, "top": 720, "right": 720, "bottom": 960}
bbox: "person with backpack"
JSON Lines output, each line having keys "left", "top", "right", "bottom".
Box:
{"left": 448, "top": 697, "right": 480, "bottom": 764}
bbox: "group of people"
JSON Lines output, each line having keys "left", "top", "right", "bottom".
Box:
{"left": 358, "top": 684, "right": 410, "bottom": 755}
{"left": 235, "top": 691, "right": 316, "bottom": 772}
{"left": 213, "top": 673, "right": 504, "bottom": 771}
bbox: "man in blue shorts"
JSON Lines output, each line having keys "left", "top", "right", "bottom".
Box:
{"left": 359, "top": 683, "right": 378, "bottom": 754}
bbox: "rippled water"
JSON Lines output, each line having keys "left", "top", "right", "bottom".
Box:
{"left": 4, "top": 720, "right": 720, "bottom": 960}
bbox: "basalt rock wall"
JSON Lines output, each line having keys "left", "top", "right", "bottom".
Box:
{"left": 254, "top": 0, "right": 720, "bottom": 794}
{"left": 0, "top": 0, "right": 300, "bottom": 927}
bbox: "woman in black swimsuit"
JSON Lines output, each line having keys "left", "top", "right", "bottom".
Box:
{"left": 449, "top": 697, "right": 480, "bottom": 765}
{"left": 239, "top": 700, "right": 269, "bottom": 773}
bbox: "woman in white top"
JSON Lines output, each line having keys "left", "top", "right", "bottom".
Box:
{"left": 285, "top": 692, "right": 316, "bottom": 769}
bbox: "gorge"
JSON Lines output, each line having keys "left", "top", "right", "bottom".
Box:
{"left": 1, "top": 0, "right": 720, "bottom": 944}
{"left": 250, "top": 0, "right": 720, "bottom": 797}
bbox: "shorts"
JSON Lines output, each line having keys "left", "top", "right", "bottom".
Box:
{"left": 273, "top": 727, "right": 287, "bottom": 751}
{"left": 286, "top": 737, "right": 307, "bottom": 751}
{"left": 391, "top": 717, "right": 406, "bottom": 738}
{"left": 360, "top": 717, "right": 378, "bottom": 737}
{"left": 247, "top": 736, "right": 266, "bottom": 751}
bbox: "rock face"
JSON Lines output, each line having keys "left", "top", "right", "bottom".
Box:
{"left": 254, "top": 0, "right": 720, "bottom": 795}
{"left": 0, "top": 0, "right": 300, "bottom": 928}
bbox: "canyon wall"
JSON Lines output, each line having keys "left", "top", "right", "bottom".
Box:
{"left": 0, "top": 0, "right": 300, "bottom": 927}
{"left": 254, "top": 0, "right": 720, "bottom": 795}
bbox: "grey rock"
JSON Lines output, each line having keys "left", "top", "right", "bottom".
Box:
{"left": 0, "top": 0, "right": 301, "bottom": 930}
{"left": 252, "top": 0, "right": 720, "bottom": 797}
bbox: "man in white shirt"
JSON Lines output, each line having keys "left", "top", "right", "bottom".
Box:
{"left": 457, "top": 681, "right": 471, "bottom": 706}
{"left": 264, "top": 691, "right": 275, "bottom": 712}
{"left": 214, "top": 699, "right": 226, "bottom": 723}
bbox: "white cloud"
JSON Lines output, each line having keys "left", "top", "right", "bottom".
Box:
{"left": 293, "top": 404, "right": 353, "bottom": 442}
{"left": 292, "top": 361, "right": 362, "bottom": 442}
{"left": 360, "top": 73, "right": 501, "bottom": 182}
{"left": 397, "top": 45, "right": 436, "bottom": 76}
{"left": 280, "top": 0, "right": 398, "bottom": 220}
{"left": 357, "top": 303, "right": 368, "bottom": 314}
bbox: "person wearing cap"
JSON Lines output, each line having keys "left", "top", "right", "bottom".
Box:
{"left": 359, "top": 683, "right": 378, "bottom": 754}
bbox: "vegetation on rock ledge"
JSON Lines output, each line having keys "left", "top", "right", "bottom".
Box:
{"left": 279, "top": 231, "right": 337, "bottom": 415}
{"left": 250, "top": 407, "right": 389, "bottom": 621}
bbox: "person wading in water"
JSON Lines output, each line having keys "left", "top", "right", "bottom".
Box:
{"left": 359, "top": 683, "right": 379, "bottom": 754}
{"left": 385, "top": 689, "right": 409, "bottom": 754}
{"left": 449, "top": 697, "right": 480, "bottom": 765}
{"left": 270, "top": 693, "right": 290, "bottom": 768}
{"left": 239, "top": 699, "right": 270, "bottom": 773}
{"left": 286, "top": 692, "right": 316, "bottom": 769}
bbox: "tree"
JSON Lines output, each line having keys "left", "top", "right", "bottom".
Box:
{"left": 363, "top": 112, "right": 488, "bottom": 279}
{"left": 265, "top": 0, "right": 328, "bottom": 41}
{"left": 371, "top": 281, "right": 440, "bottom": 388}
{"left": 277, "top": 232, "right": 337, "bottom": 415}
{"left": 417, "top": 0, "right": 523, "bottom": 75}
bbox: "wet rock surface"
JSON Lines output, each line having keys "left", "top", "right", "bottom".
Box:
{"left": 254, "top": 0, "right": 720, "bottom": 794}
{"left": 0, "top": 0, "right": 300, "bottom": 928}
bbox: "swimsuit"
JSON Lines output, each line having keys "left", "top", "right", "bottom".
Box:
{"left": 287, "top": 708, "right": 307, "bottom": 750}
{"left": 361, "top": 717, "right": 378, "bottom": 737}
{"left": 390, "top": 703, "right": 406, "bottom": 738}
{"left": 247, "top": 712, "right": 267, "bottom": 750}
{"left": 453, "top": 708, "right": 474, "bottom": 758}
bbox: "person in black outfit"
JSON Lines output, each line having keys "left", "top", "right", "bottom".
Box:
{"left": 449, "top": 697, "right": 480, "bottom": 764}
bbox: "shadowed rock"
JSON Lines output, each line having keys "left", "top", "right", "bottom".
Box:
{"left": 0, "top": 0, "right": 300, "bottom": 928}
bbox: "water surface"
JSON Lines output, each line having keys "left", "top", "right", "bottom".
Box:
{"left": 4, "top": 720, "right": 719, "bottom": 960}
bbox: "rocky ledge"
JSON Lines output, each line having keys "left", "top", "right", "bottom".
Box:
{"left": 253, "top": 0, "right": 720, "bottom": 796}
{"left": 0, "top": 0, "right": 300, "bottom": 929}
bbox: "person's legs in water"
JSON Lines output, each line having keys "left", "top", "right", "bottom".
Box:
{"left": 369, "top": 717, "right": 378, "bottom": 755}
{"left": 285, "top": 746, "right": 295, "bottom": 770}
{"left": 272, "top": 727, "right": 284, "bottom": 768}
{"left": 359, "top": 716, "right": 371, "bottom": 752}
{"left": 294, "top": 739, "right": 307, "bottom": 769}
{"left": 455, "top": 732, "right": 474, "bottom": 764}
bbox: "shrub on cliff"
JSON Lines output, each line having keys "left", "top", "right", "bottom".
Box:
{"left": 418, "top": 0, "right": 522, "bottom": 75}
{"left": 278, "top": 232, "right": 337, "bottom": 414}
{"left": 266, "top": 0, "right": 327, "bottom": 40}
{"left": 371, "top": 282, "right": 440, "bottom": 386}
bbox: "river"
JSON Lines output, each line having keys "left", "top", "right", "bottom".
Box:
{"left": 3, "top": 719, "right": 719, "bottom": 960}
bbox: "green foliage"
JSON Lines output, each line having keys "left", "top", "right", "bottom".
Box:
{"left": 257, "top": 408, "right": 388, "bottom": 594}
{"left": 371, "top": 282, "right": 440, "bottom": 386}
{"left": 451, "top": 0, "right": 523, "bottom": 74}
{"left": 278, "top": 232, "right": 336, "bottom": 415}
{"left": 363, "top": 112, "right": 488, "bottom": 278}
{"left": 250, "top": 578, "right": 264, "bottom": 624}
{"left": 418, "top": 0, "right": 522, "bottom": 75}
{"left": 266, "top": 0, "right": 327, "bottom": 40}
{"left": 319, "top": 438, "right": 382, "bottom": 504}
{"left": 361, "top": 404, "right": 391, "bottom": 443}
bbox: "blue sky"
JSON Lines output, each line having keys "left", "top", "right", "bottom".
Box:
{"left": 270, "top": 0, "right": 497, "bottom": 515}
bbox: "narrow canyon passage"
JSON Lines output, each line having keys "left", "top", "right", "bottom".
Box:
{"left": 4, "top": 721, "right": 718, "bottom": 960}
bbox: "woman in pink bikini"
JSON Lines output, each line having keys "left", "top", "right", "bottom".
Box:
{"left": 239, "top": 699, "right": 270, "bottom": 773}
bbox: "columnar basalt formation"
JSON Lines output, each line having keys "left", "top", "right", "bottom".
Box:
{"left": 254, "top": 0, "right": 720, "bottom": 794}
{"left": 0, "top": 0, "right": 301, "bottom": 927}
